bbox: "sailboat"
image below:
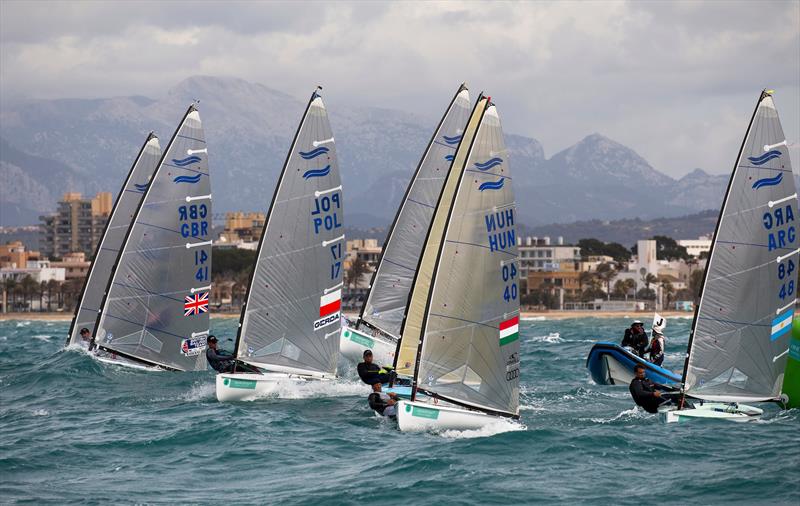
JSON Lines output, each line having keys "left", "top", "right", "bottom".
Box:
{"left": 66, "top": 132, "right": 161, "bottom": 350}
{"left": 394, "top": 94, "right": 521, "bottom": 431}
{"left": 661, "top": 90, "right": 797, "bottom": 422}
{"left": 90, "top": 104, "right": 213, "bottom": 371}
{"left": 216, "top": 88, "right": 344, "bottom": 402}
{"left": 341, "top": 85, "right": 471, "bottom": 366}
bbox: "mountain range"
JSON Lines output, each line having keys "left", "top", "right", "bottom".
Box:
{"left": 0, "top": 75, "right": 735, "bottom": 227}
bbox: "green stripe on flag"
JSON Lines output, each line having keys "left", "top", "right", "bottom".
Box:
{"left": 500, "top": 331, "right": 519, "bottom": 346}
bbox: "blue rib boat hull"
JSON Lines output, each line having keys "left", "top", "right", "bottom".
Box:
{"left": 586, "top": 342, "right": 681, "bottom": 386}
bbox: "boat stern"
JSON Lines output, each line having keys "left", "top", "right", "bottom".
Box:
{"left": 396, "top": 400, "right": 497, "bottom": 432}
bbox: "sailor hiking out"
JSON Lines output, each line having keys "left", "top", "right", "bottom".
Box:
{"left": 357, "top": 349, "right": 397, "bottom": 385}
{"left": 368, "top": 383, "right": 398, "bottom": 418}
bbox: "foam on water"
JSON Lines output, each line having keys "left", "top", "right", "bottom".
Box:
{"left": 248, "top": 378, "right": 368, "bottom": 400}
{"left": 439, "top": 419, "right": 527, "bottom": 439}
{"left": 525, "top": 332, "right": 563, "bottom": 344}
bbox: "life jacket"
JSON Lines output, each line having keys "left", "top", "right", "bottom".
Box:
{"left": 650, "top": 336, "right": 663, "bottom": 356}
{"left": 368, "top": 392, "right": 386, "bottom": 415}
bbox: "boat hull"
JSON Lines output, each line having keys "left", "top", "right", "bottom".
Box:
{"left": 659, "top": 402, "right": 763, "bottom": 423}
{"left": 395, "top": 400, "right": 502, "bottom": 432}
{"left": 340, "top": 326, "right": 396, "bottom": 365}
{"left": 586, "top": 342, "right": 681, "bottom": 386}
{"left": 216, "top": 372, "right": 325, "bottom": 402}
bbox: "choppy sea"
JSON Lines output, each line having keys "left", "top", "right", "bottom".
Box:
{"left": 1, "top": 317, "right": 798, "bottom": 505}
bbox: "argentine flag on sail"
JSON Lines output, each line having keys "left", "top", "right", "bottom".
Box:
{"left": 771, "top": 310, "right": 793, "bottom": 341}
{"left": 499, "top": 316, "right": 519, "bottom": 346}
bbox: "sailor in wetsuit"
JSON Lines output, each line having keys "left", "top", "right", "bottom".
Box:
{"left": 629, "top": 364, "right": 682, "bottom": 413}
{"left": 357, "top": 349, "right": 396, "bottom": 385}
{"left": 621, "top": 321, "right": 648, "bottom": 357}
{"left": 368, "top": 382, "right": 398, "bottom": 418}
{"left": 205, "top": 335, "right": 237, "bottom": 373}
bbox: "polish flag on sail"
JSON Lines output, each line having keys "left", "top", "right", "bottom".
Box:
{"left": 319, "top": 289, "right": 341, "bottom": 317}
{"left": 314, "top": 289, "right": 342, "bottom": 331}
{"left": 499, "top": 316, "right": 519, "bottom": 346}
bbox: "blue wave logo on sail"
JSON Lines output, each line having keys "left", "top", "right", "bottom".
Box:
{"left": 172, "top": 155, "right": 202, "bottom": 167}
{"left": 748, "top": 150, "right": 782, "bottom": 166}
{"left": 478, "top": 179, "right": 505, "bottom": 191}
{"left": 474, "top": 157, "right": 503, "bottom": 171}
{"left": 173, "top": 174, "right": 203, "bottom": 184}
{"left": 299, "top": 147, "right": 329, "bottom": 159}
{"left": 302, "top": 165, "right": 331, "bottom": 179}
{"left": 444, "top": 154, "right": 455, "bottom": 161}
{"left": 752, "top": 173, "right": 783, "bottom": 189}
{"left": 133, "top": 182, "right": 149, "bottom": 192}
{"left": 442, "top": 134, "right": 462, "bottom": 145}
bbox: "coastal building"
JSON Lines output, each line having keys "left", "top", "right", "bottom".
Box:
{"left": 51, "top": 252, "right": 92, "bottom": 280}
{"left": 344, "top": 239, "right": 382, "bottom": 270}
{"left": 0, "top": 241, "right": 41, "bottom": 268}
{"left": 518, "top": 236, "right": 581, "bottom": 276}
{"left": 678, "top": 236, "right": 712, "bottom": 258}
{"left": 218, "top": 212, "right": 266, "bottom": 244}
{"left": 0, "top": 260, "right": 65, "bottom": 283}
{"left": 39, "top": 192, "right": 112, "bottom": 259}
{"left": 526, "top": 269, "right": 582, "bottom": 300}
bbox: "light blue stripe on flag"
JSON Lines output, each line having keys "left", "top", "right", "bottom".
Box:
{"left": 771, "top": 310, "right": 793, "bottom": 341}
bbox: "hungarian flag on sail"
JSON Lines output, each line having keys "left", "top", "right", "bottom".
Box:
{"left": 184, "top": 292, "right": 209, "bottom": 316}
{"left": 314, "top": 289, "right": 341, "bottom": 331}
{"left": 499, "top": 316, "right": 519, "bottom": 346}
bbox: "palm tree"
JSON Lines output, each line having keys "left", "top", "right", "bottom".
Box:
{"left": 595, "top": 262, "right": 618, "bottom": 300}
{"left": 346, "top": 257, "right": 368, "bottom": 290}
{"left": 662, "top": 281, "right": 675, "bottom": 309}
{"left": 46, "top": 279, "right": 59, "bottom": 312}
{"left": 20, "top": 275, "right": 38, "bottom": 312}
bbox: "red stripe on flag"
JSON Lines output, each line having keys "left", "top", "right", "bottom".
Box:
{"left": 319, "top": 299, "right": 341, "bottom": 317}
{"left": 499, "top": 316, "right": 519, "bottom": 330}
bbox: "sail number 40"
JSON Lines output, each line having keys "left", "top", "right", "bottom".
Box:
{"left": 502, "top": 263, "right": 518, "bottom": 302}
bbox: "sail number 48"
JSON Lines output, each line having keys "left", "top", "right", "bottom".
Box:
{"left": 778, "top": 259, "right": 795, "bottom": 300}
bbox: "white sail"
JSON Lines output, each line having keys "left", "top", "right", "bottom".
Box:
{"left": 359, "top": 85, "right": 471, "bottom": 339}
{"left": 66, "top": 133, "right": 161, "bottom": 346}
{"left": 93, "top": 105, "right": 212, "bottom": 371}
{"left": 234, "top": 89, "right": 343, "bottom": 377}
{"left": 397, "top": 95, "right": 520, "bottom": 418}
{"left": 683, "top": 91, "right": 797, "bottom": 402}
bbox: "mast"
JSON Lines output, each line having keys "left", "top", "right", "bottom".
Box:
{"left": 681, "top": 90, "right": 797, "bottom": 402}
{"left": 92, "top": 104, "right": 212, "bottom": 371}
{"left": 233, "top": 87, "right": 343, "bottom": 377}
{"left": 66, "top": 132, "right": 160, "bottom": 347}
{"left": 357, "top": 84, "right": 470, "bottom": 338}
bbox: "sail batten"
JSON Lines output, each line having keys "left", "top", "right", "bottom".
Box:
{"left": 92, "top": 105, "right": 212, "bottom": 371}
{"left": 684, "top": 91, "right": 797, "bottom": 400}
{"left": 67, "top": 133, "right": 161, "bottom": 347}
{"left": 234, "top": 90, "right": 343, "bottom": 377}
{"left": 359, "top": 86, "right": 471, "bottom": 339}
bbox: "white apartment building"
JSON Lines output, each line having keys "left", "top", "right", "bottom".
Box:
{"left": 518, "top": 236, "right": 581, "bottom": 275}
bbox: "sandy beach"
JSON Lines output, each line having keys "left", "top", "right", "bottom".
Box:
{"left": 0, "top": 310, "right": 692, "bottom": 322}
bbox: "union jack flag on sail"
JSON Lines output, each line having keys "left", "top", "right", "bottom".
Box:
{"left": 184, "top": 292, "right": 209, "bottom": 316}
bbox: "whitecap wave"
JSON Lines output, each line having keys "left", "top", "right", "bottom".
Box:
{"left": 525, "top": 332, "right": 562, "bottom": 344}
{"left": 521, "top": 316, "right": 546, "bottom": 321}
{"left": 250, "top": 379, "right": 369, "bottom": 400}
{"left": 32, "top": 409, "right": 49, "bottom": 416}
{"left": 180, "top": 381, "right": 217, "bottom": 402}
{"left": 439, "top": 418, "right": 526, "bottom": 439}
{"left": 31, "top": 334, "right": 54, "bottom": 341}
{"left": 588, "top": 406, "right": 649, "bottom": 424}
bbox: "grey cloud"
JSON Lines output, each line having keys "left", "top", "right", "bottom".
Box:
{"left": 0, "top": 0, "right": 797, "bottom": 179}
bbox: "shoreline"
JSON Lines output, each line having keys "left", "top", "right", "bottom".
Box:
{"left": 0, "top": 310, "right": 692, "bottom": 322}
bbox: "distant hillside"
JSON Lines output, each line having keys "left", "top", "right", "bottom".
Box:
{"left": 523, "top": 209, "right": 719, "bottom": 247}
{"left": 1, "top": 75, "right": 741, "bottom": 227}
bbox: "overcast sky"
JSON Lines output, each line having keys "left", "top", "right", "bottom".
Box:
{"left": 1, "top": 0, "right": 798, "bottom": 177}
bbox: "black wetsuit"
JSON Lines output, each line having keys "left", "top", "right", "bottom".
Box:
{"left": 631, "top": 331, "right": 649, "bottom": 357}
{"left": 357, "top": 362, "right": 394, "bottom": 385}
{"left": 621, "top": 329, "right": 634, "bottom": 349}
{"left": 629, "top": 376, "right": 679, "bottom": 413}
{"left": 206, "top": 347, "right": 236, "bottom": 373}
